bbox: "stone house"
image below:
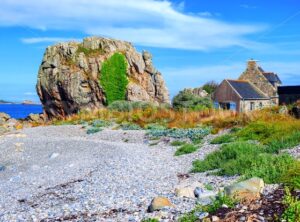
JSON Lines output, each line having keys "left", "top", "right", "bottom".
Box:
{"left": 213, "top": 60, "right": 282, "bottom": 112}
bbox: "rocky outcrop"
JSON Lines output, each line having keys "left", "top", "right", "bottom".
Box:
{"left": 37, "top": 37, "right": 170, "bottom": 118}
{"left": 183, "top": 87, "right": 209, "bottom": 98}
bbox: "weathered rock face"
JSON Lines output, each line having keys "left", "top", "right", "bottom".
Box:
{"left": 37, "top": 37, "right": 170, "bottom": 118}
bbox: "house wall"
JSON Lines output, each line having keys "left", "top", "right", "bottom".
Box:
{"left": 240, "top": 99, "right": 272, "bottom": 112}
{"left": 238, "top": 61, "right": 278, "bottom": 99}
{"left": 213, "top": 80, "right": 241, "bottom": 111}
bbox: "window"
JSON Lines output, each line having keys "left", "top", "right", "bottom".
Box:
{"left": 259, "top": 102, "right": 263, "bottom": 109}
{"left": 250, "top": 102, "right": 255, "bottom": 111}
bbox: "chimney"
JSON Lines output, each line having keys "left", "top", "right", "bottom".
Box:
{"left": 247, "top": 59, "right": 258, "bottom": 70}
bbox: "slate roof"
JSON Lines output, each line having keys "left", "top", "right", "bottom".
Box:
{"left": 227, "top": 80, "right": 268, "bottom": 99}
{"left": 263, "top": 72, "right": 282, "bottom": 85}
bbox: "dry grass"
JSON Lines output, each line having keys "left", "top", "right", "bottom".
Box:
{"left": 45, "top": 106, "right": 296, "bottom": 130}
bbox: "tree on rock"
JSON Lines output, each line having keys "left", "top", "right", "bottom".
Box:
{"left": 100, "top": 53, "right": 128, "bottom": 105}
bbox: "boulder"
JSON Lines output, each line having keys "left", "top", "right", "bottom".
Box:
{"left": 37, "top": 36, "right": 170, "bottom": 118}
{"left": 175, "top": 181, "right": 203, "bottom": 198}
{"left": 147, "top": 197, "right": 173, "bottom": 212}
{"left": 224, "top": 177, "right": 264, "bottom": 201}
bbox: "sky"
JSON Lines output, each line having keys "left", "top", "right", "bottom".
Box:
{"left": 0, "top": 0, "right": 300, "bottom": 102}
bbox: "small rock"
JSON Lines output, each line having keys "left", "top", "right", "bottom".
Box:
{"left": 175, "top": 181, "right": 203, "bottom": 198}
{"left": 0, "top": 165, "right": 5, "bottom": 172}
{"left": 224, "top": 177, "right": 264, "bottom": 201}
{"left": 221, "top": 204, "right": 228, "bottom": 208}
{"left": 195, "top": 212, "right": 209, "bottom": 219}
{"left": 194, "top": 187, "right": 217, "bottom": 205}
{"left": 147, "top": 197, "right": 173, "bottom": 212}
{"left": 212, "top": 216, "right": 220, "bottom": 222}
{"left": 239, "top": 216, "right": 246, "bottom": 221}
{"left": 49, "top": 153, "right": 60, "bottom": 159}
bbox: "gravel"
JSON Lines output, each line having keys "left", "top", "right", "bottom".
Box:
{"left": 0, "top": 125, "right": 237, "bottom": 221}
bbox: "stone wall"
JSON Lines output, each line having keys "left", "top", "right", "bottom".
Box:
{"left": 238, "top": 61, "right": 277, "bottom": 98}
{"left": 240, "top": 99, "right": 272, "bottom": 112}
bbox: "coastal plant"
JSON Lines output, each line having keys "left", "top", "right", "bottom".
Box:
{"left": 108, "top": 101, "right": 156, "bottom": 112}
{"left": 281, "top": 187, "right": 300, "bottom": 222}
{"left": 202, "top": 192, "right": 237, "bottom": 214}
{"left": 87, "top": 126, "right": 103, "bottom": 134}
{"left": 192, "top": 142, "right": 297, "bottom": 184}
{"left": 147, "top": 127, "right": 211, "bottom": 142}
{"left": 119, "top": 122, "right": 142, "bottom": 130}
{"left": 141, "top": 218, "right": 159, "bottom": 222}
{"left": 91, "top": 119, "right": 113, "bottom": 128}
{"left": 172, "top": 90, "right": 213, "bottom": 111}
{"left": 175, "top": 144, "right": 198, "bottom": 156}
{"left": 171, "top": 140, "right": 187, "bottom": 146}
{"left": 281, "top": 162, "right": 300, "bottom": 190}
{"left": 210, "top": 134, "right": 235, "bottom": 144}
{"left": 100, "top": 53, "right": 128, "bottom": 105}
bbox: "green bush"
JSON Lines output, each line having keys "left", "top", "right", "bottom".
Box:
{"left": 281, "top": 162, "right": 300, "bottom": 190}
{"left": 175, "top": 144, "right": 198, "bottom": 156}
{"left": 91, "top": 120, "right": 113, "bottom": 128}
{"left": 202, "top": 81, "right": 218, "bottom": 95}
{"left": 108, "top": 101, "right": 155, "bottom": 112}
{"left": 281, "top": 187, "right": 300, "bottom": 222}
{"left": 211, "top": 134, "right": 235, "bottom": 144}
{"left": 147, "top": 127, "right": 211, "bottom": 142}
{"left": 192, "top": 142, "right": 297, "bottom": 184}
{"left": 141, "top": 218, "right": 159, "bottom": 222}
{"left": 120, "top": 123, "right": 142, "bottom": 130}
{"left": 100, "top": 53, "right": 128, "bottom": 105}
{"left": 171, "top": 140, "right": 187, "bottom": 146}
{"left": 202, "top": 192, "right": 237, "bottom": 214}
{"left": 87, "top": 127, "right": 103, "bottom": 134}
{"left": 172, "top": 90, "right": 212, "bottom": 110}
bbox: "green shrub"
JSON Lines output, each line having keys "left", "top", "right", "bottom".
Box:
{"left": 87, "top": 127, "right": 103, "bottom": 134}
{"left": 171, "top": 140, "right": 187, "bottom": 146}
{"left": 100, "top": 53, "right": 128, "bottom": 105}
{"left": 141, "top": 218, "right": 159, "bottom": 222}
{"left": 172, "top": 90, "right": 212, "bottom": 110}
{"left": 204, "top": 183, "right": 214, "bottom": 191}
{"left": 175, "top": 144, "right": 198, "bottom": 156}
{"left": 145, "top": 123, "right": 166, "bottom": 130}
{"left": 265, "top": 131, "right": 300, "bottom": 153}
{"left": 202, "top": 81, "right": 218, "bottom": 95}
{"left": 281, "top": 162, "right": 300, "bottom": 190}
{"left": 108, "top": 101, "right": 156, "bottom": 112}
{"left": 281, "top": 187, "right": 300, "bottom": 222}
{"left": 178, "top": 193, "right": 236, "bottom": 221}
{"left": 211, "top": 134, "right": 235, "bottom": 144}
{"left": 202, "top": 192, "right": 237, "bottom": 214}
{"left": 120, "top": 123, "right": 142, "bottom": 130}
{"left": 91, "top": 120, "right": 113, "bottom": 128}
{"left": 147, "top": 127, "right": 211, "bottom": 142}
{"left": 77, "top": 45, "right": 104, "bottom": 56}
{"left": 192, "top": 142, "right": 297, "bottom": 184}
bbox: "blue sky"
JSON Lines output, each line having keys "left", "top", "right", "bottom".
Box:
{"left": 0, "top": 0, "right": 300, "bottom": 102}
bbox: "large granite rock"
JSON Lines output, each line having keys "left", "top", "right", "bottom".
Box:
{"left": 37, "top": 37, "right": 170, "bottom": 118}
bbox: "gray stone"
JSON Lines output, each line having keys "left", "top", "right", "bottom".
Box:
{"left": 49, "top": 153, "right": 60, "bottom": 159}
{"left": 0, "top": 165, "right": 5, "bottom": 172}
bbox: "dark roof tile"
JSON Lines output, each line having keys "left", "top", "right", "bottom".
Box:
{"left": 227, "top": 80, "right": 268, "bottom": 99}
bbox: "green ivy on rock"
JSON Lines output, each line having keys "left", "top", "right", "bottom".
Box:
{"left": 100, "top": 53, "right": 128, "bottom": 105}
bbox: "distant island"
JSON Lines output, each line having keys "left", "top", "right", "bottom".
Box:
{"left": 22, "top": 100, "right": 40, "bottom": 105}
{"left": 0, "top": 100, "right": 14, "bottom": 104}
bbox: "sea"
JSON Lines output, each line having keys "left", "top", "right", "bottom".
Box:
{"left": 0, "top": 104, "right": 43, "bottom": 119}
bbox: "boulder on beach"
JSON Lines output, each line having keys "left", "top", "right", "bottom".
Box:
{"left": 37, "top": 36, "right": 170, "bottom": 118}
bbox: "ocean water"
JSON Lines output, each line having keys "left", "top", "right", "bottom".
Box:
{"left": 0, "top": 104, "right": 43, "bottom": 119}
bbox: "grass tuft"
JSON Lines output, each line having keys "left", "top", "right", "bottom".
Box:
{"left": 175, "top": 144, "right": 198, "bottom": 156}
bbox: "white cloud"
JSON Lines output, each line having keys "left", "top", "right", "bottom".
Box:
{"left": 0, "top": 0, "right": 266, "bottom": 50}
{"left": 21, "top": 37, "right": 81, "bottom": 44}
